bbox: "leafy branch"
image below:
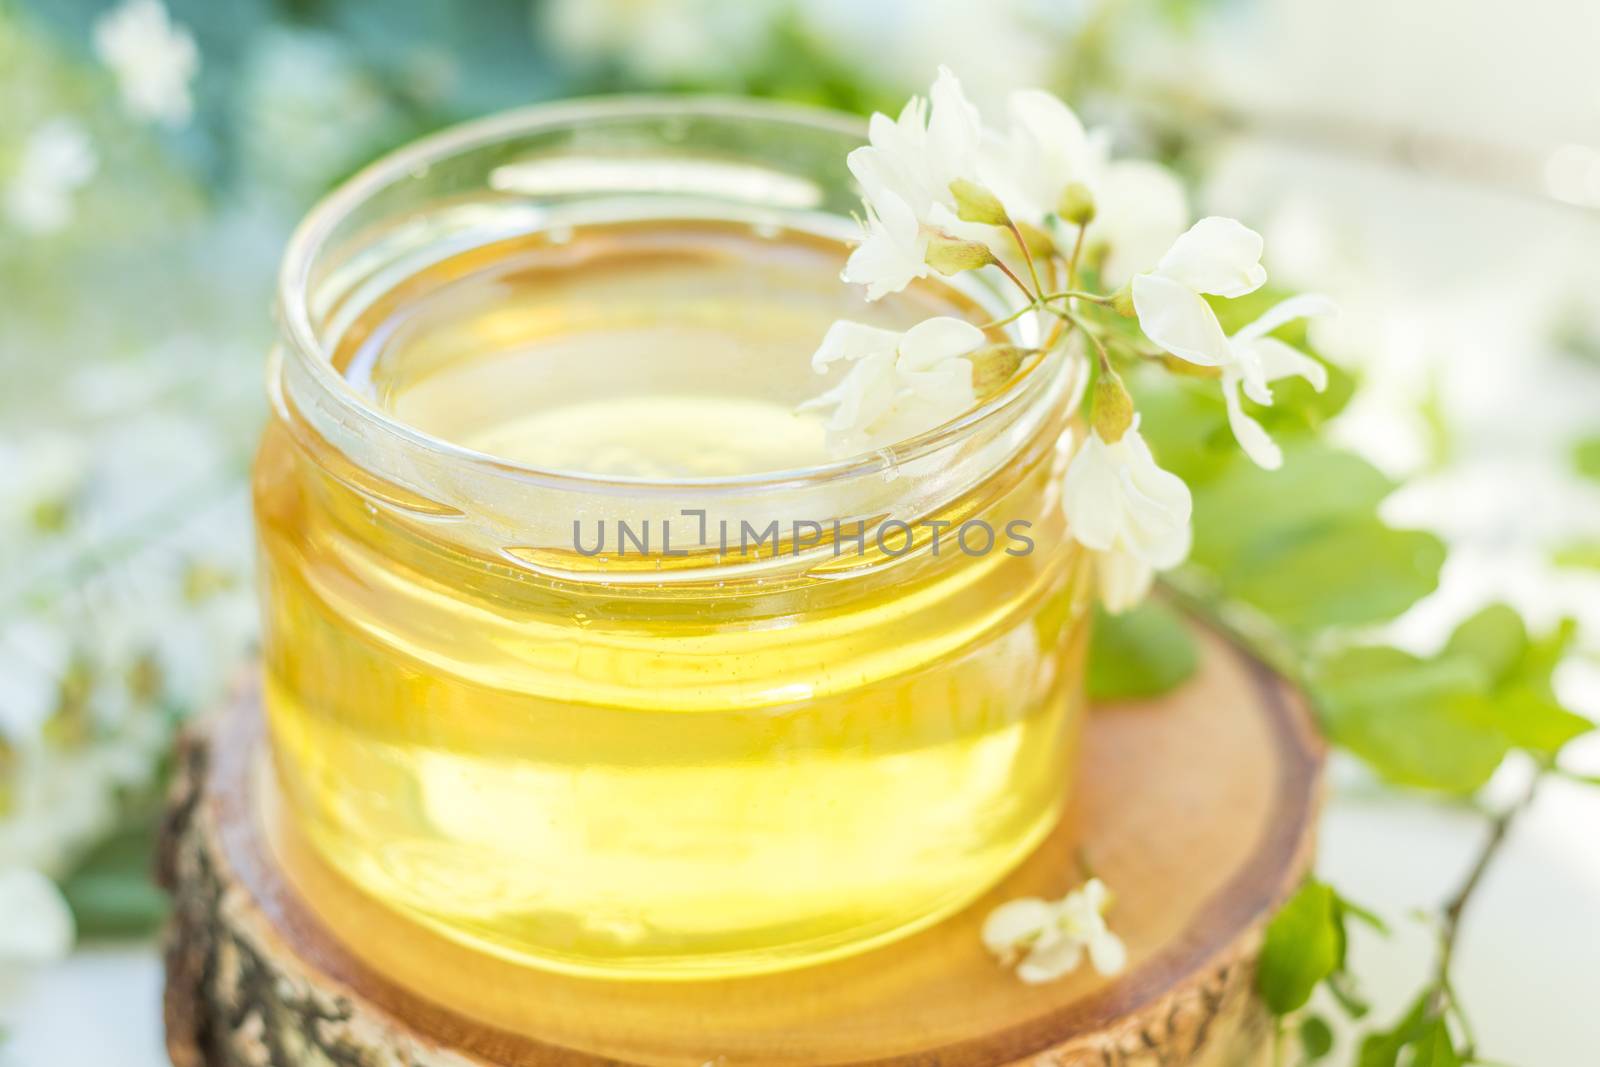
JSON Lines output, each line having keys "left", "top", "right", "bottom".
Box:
{"left": 1085, "top": 291, "right": 1595, "bottom": 1065}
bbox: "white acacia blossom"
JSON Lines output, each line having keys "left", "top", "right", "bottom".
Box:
{"left": 1131, "top": 216, "right": 1269, "bottom": 367}
{"left": 983, "top": 878, "right": 1127, "bottom": 984}
{"left": 799, "top": 317, "right": 982, "bottom": 451}
{"left": 93, "top": 0, "right": 200, "bottom": 128}
{"left": 1133, "top": 219, "right": 1334, "bottom": 468}
{"left": 0, "top": 867, "right": 75, "bottom": 967}
{"left": 1061, "top": 419, "right": 1192, "bottom": 608}
{"left": 843, "top": 67, "right": 982, "bottom": 299}
{"left": 1216, "top": 295, "right": 1337, "bottom": 469}
{"left": 4, "top": 120, "right": 98, "bottom": 235}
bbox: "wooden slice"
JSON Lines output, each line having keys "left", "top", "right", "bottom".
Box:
{"left": 159, "top": 624, "right": 1322, "bottom": 1067}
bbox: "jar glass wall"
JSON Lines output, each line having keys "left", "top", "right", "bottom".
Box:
{"left": 256, "top": 98, "right": 1092, "bottom": 979}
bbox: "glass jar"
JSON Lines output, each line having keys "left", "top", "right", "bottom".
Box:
{"left": 256, "top": 97, "right": 1092, "bottom": 980}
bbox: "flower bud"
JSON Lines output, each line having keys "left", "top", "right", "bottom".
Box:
{"left": 1111, "top": 285, "right": 1136, "bottom": 318}
{"left": 1092, "top": 371, "right": 1134, "bottom": 443}
{"left": 1058, "top": 182, "right": 1096, "bottom": 226}
{"left": 1015, "top": 221, "right": 1058, "bottom": 258}
{"left": 950, "top": 179, "right": 1010, "bottom": 226}
{"left": 925, "top": 235, "right": 997, "bottom": 276}
{"left": 968, "top": 343, "right": 1026, "bottom": 398}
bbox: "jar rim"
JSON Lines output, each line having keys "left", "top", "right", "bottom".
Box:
{"left": 275, "top": 94, "right": 1066, "bottom": 498}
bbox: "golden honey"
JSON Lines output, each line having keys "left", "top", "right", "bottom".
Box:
{"left": 257, "top": 102, "right": 1090, "bottom": 979}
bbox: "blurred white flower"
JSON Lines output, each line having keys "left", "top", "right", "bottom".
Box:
{"left": 844, "top": 67, "right": 983, "bottom": 299}
{"left": 95, "top": 499, "right": 257, "bottom": 717}
{"left": 0, "top": 704, "right": 167, "bottom": 876}
{"left": 0, "top": 414, "right": 255, "bottom": 881}
{"left": 541, "top": 0, "right": 782, "bottom": 87}
{"left": 799, "top": 317, "right": 982, "bottom": 453}
{"left": 983, "top": 878, "right": 1126, "bottom": 984}
{"left": 801, "top": 0, "right": 1068, "bottom": 111}
{"left": 1061, "top": 419, "right": 1191, "bottom": 606}
{"left": 1094, "top": 548, "right": 1156, "bottom": 615}
{"left": 982, "top": 89, "right": 1099, "bottom": 223}
{"left": 0, "top": 867, "right": 74, "bottom": 966}
{"left": 237, "top": 30, "right": 394, "bottom": 198}
{"left": 981, "top": 90, "right": 1188, "bottom": 286}
{"left": 4, "top": 119, "right": 99, "bottom": 235}
{"left": 0, "top": 433, "right": 89, "bottom": 546}
{"left": 1089, "top": 160, "right": 1189, "bottom": 288}
{"left": 0, "top": 618, "right": 71, "bottom": 741}
{"left": 93, "top": 0, "right": 200, "bottom": 128}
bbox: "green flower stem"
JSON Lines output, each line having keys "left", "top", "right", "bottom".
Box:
{"left": 1066, "top": 223, "right": 1089, "bottom": 289}
{"left": 1059, "top": 307, "right": 1114, "bottom": 375}
{"left": 991, "top": 255, "right": 1039, "bottom": 303}
{"left": 979, "top": 292, "right": 1116, "bottom": 333}
{"left": 980, "top": 302, "right": 1045, "bottom": 331}
{"left": 1038, "top": 290, "right": 1115, "bottom": 305}
{"left": 1005, "top": 219, "right": 1046, "bottom": 297}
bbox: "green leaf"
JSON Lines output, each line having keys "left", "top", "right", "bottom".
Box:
{"left": 1132, "top": 348, "right": 1442, "bottom": 639}
{"left": 1406, "top": 1018, "right": 1463, "bottom": 1067}
{"left": 1333, "top": 891, "right": 1390, "bottom": 939}
{"left": 1150, "top": 431, "right": 1447, "bottom": 637}
{"left": 1327, "top": 970, "right": 1372, "bottom": 1020}
{"left": 1311, "top": 608, "right": 1592, "bottom": 790}
{"left": 1358, "top": 996, "right": 1431, "bottom": 1067}
{"left": 1573, "top": 435, "right": 1600, "bottom": 482}
{"left": 1206, "top": 519, "right": 1446, "bottom": 636}
{"left": 1311, "top": 646, "right": 1509, "bottom": 792}
{"left": 1087, "top": 601, "right": 1199, "bottom": 701}
{"left": 1455, "top": 612, "right": 1592, "bottom": 757}
{"left": 1192, "top": 455, "right": 1444, "bottom": 635}
{"left": 1257, "top": 881, "right": 1342, "bottom": 1015}
{"left": 1442, "top": 605, "right": 1527, "bottom": 685}
{"left": 1327, "top": 886, "right": 1387, "bottom": 1013}
{"left": 1300, "top": 1015, "right": 1335, "bottom": 1061}
{"left": 60, "top": 814, "right": 168, "bottom": 938}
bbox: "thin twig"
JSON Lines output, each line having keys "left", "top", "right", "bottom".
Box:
{"left": 1427, "top": 771, "right": 1543, "bottom": 1058}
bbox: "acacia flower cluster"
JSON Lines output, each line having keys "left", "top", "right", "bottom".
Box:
{"left": 801, "top": 68, "right": 1335, "bottom": 616}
